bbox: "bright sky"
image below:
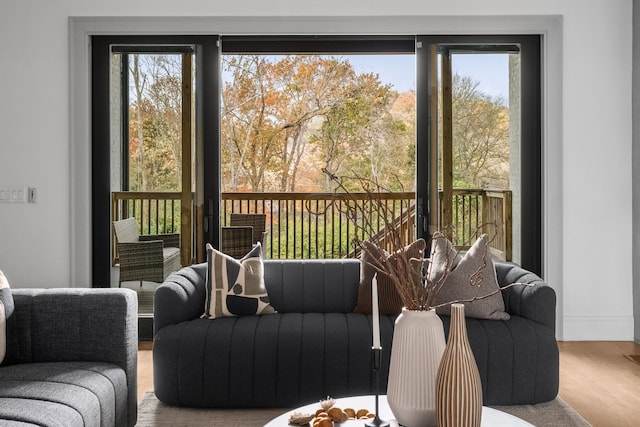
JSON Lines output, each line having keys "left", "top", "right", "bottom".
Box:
{"left": 222, "top": 53, "right": 511, "bottom": 103}
{"left": 451, "top": 54, "right": 510, "bottom": 102}
{"left": 345, "top": 53, "right": 510, "bottom": 101}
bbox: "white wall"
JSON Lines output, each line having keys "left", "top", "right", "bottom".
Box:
{"left": 634, "top": 0, "right": 640, "bottom": 343}
{"left": 0, "top": 0, "right": 633, "bottom": 340}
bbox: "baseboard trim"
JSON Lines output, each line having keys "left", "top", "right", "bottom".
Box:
{"left": 562, "top": 315, "right": 634, "bottom": 340}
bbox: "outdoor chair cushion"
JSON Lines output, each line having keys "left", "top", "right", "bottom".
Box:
{"left": 163, "top": 247, "right": 180, "bottom": 259}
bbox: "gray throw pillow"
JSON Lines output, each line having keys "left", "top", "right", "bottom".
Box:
{"left": 432, "top": 234, "right": 510, "bottom": 320}
{"left": 427, "top": 231, "right": 461, "bottom": 284}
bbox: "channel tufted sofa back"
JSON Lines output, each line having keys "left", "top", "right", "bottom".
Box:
{"left": 263, "top": 259, "right": 361, "bottom": 313}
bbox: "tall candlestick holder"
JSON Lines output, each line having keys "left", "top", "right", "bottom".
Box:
{"left": 365, "top": 346, "right": 390, "bottom": 427}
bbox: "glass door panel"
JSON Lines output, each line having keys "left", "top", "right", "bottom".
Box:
{"left": 437, "top": 46, "right": 521, "bottom": 264}
{"left": 219, "top": 49, "right": 416, "bottom": 259}
{"left": 110, "top": 47, "right": 196, "bottom": 305}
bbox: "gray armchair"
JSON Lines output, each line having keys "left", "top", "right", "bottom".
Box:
{"left": 113, "top": 217, "right": 181, "bottom": 287}
{"left": 0, "top": 288, "right": 138, "bottom": 426}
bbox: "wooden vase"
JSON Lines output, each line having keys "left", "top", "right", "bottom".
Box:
{"left": 435, "top": 303, "right": 483, "bottom": 427}
{"left": 387, "top": 308, "right": 446, "bottom": 427}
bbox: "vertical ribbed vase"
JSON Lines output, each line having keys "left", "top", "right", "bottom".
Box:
{"left": 387, "top": 308, "right": 446, "bottom": 427}
{"left": 436, "top": 303, "right": 483, "bottom": 427}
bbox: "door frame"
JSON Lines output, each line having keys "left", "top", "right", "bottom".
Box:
{"left": 71, "top": 15, "right": 562, "bottom": 336}
{"left": 418, "top": 35, "right": 542, "bottom": 273}
{"left": 90, "top": 35, "right": 219, "bottom": 287}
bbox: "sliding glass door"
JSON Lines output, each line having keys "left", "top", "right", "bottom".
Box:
{"left": 92, "top": 33, "right": 542, "bottom": 291}
{"left": 418, "top": 35, "right": 541, "bottom": 272}
{"left": 216, "top": 36, "right": 419, "bottom": 258}
{"left": 91, "top": 35, "right": 219, "bottom": 289}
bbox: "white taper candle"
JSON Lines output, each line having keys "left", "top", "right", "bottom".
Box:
{"left": 372, "top": 273, "right": 381, "bottom": 348}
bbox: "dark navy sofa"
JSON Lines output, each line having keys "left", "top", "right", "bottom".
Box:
{"left": 153, "top": 259, "right": 558, "bottom": 408}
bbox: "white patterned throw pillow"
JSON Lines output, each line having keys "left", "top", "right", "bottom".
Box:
{"left": 0, "top": 270, "right": 15, "bottom": 364}
{"left": 202, "top": 242, "right": 275, "bottom": 319}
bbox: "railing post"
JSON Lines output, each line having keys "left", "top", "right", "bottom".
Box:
{"left": 481, "top": 191, "right": 490, "bottom": 238}
{"left": 112, "top": 193, "right": 118, "bottom": 265}
{"left": 503, "top": 191, "right": 513, "bottom": 262}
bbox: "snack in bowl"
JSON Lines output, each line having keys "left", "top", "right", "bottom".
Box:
{"left": 312, "top": 417, "right": 333, "bottom": 427}
{"left": 291, "top": 397, "right": 375, "bottom": 426}
{"left": 328, "top": 407, "right": 348, "bottom": 422}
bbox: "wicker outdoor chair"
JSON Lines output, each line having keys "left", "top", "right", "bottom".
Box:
{"left": 229, "top": 213, "right": 267, "bottom": 245}
{"left": 220, "top": 226, "right": 254, "bottom": 259}
{"left": 113, "top": 217, "right": 181, "bottom": 287}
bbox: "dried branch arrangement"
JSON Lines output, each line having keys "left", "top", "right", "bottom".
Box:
{"left": 322, "top": 168, "right": 526, "bottom": 311}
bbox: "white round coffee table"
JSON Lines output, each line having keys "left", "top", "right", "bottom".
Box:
{"left": 264, "top": 395, "right": 533, "bottom": 427}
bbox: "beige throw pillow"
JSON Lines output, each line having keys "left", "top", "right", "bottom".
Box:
{"left": 432, "top": 234, "right": 510, "bottom": 320}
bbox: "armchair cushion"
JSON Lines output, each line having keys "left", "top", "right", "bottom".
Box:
{"left": 163, "top": 247, "right": 180, "bottom": 259}
{"left": 0, "top": 361, "right": 127, "bottom": 427}
{"left": 112, "top": 217, "right": 140, "bottom": 243}
{"left": 203, "top": 243, "right": 275, "bottom": 319}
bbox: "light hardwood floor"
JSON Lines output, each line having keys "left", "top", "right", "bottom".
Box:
{"left": 558, "top": 341, "right": 640, "bottom": 427}
{"left": 137, "top": 341, "right": 640, "bottom": 427}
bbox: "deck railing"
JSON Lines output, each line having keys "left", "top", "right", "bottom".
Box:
{"left": 112, "top": 191, "right": 186, "bottom": 234}
{"left": 221, "top": 192, "right": 415, "bottom": 259}
{"left": 111, "top": 191, "right": 193, "bottom": 265}
{"left": 442, "top": 189, "right": 512, "bottom": 261}
{"left": 112, "top": 189, "right": 512, "bottom": 263}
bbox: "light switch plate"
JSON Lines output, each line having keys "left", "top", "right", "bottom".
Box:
{"left": 0, "top": 187, "right": 28, "bottom": 203}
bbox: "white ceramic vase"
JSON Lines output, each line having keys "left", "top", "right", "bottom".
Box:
{"left": 387, "top": 308, "right": 446, "bottom": 427}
